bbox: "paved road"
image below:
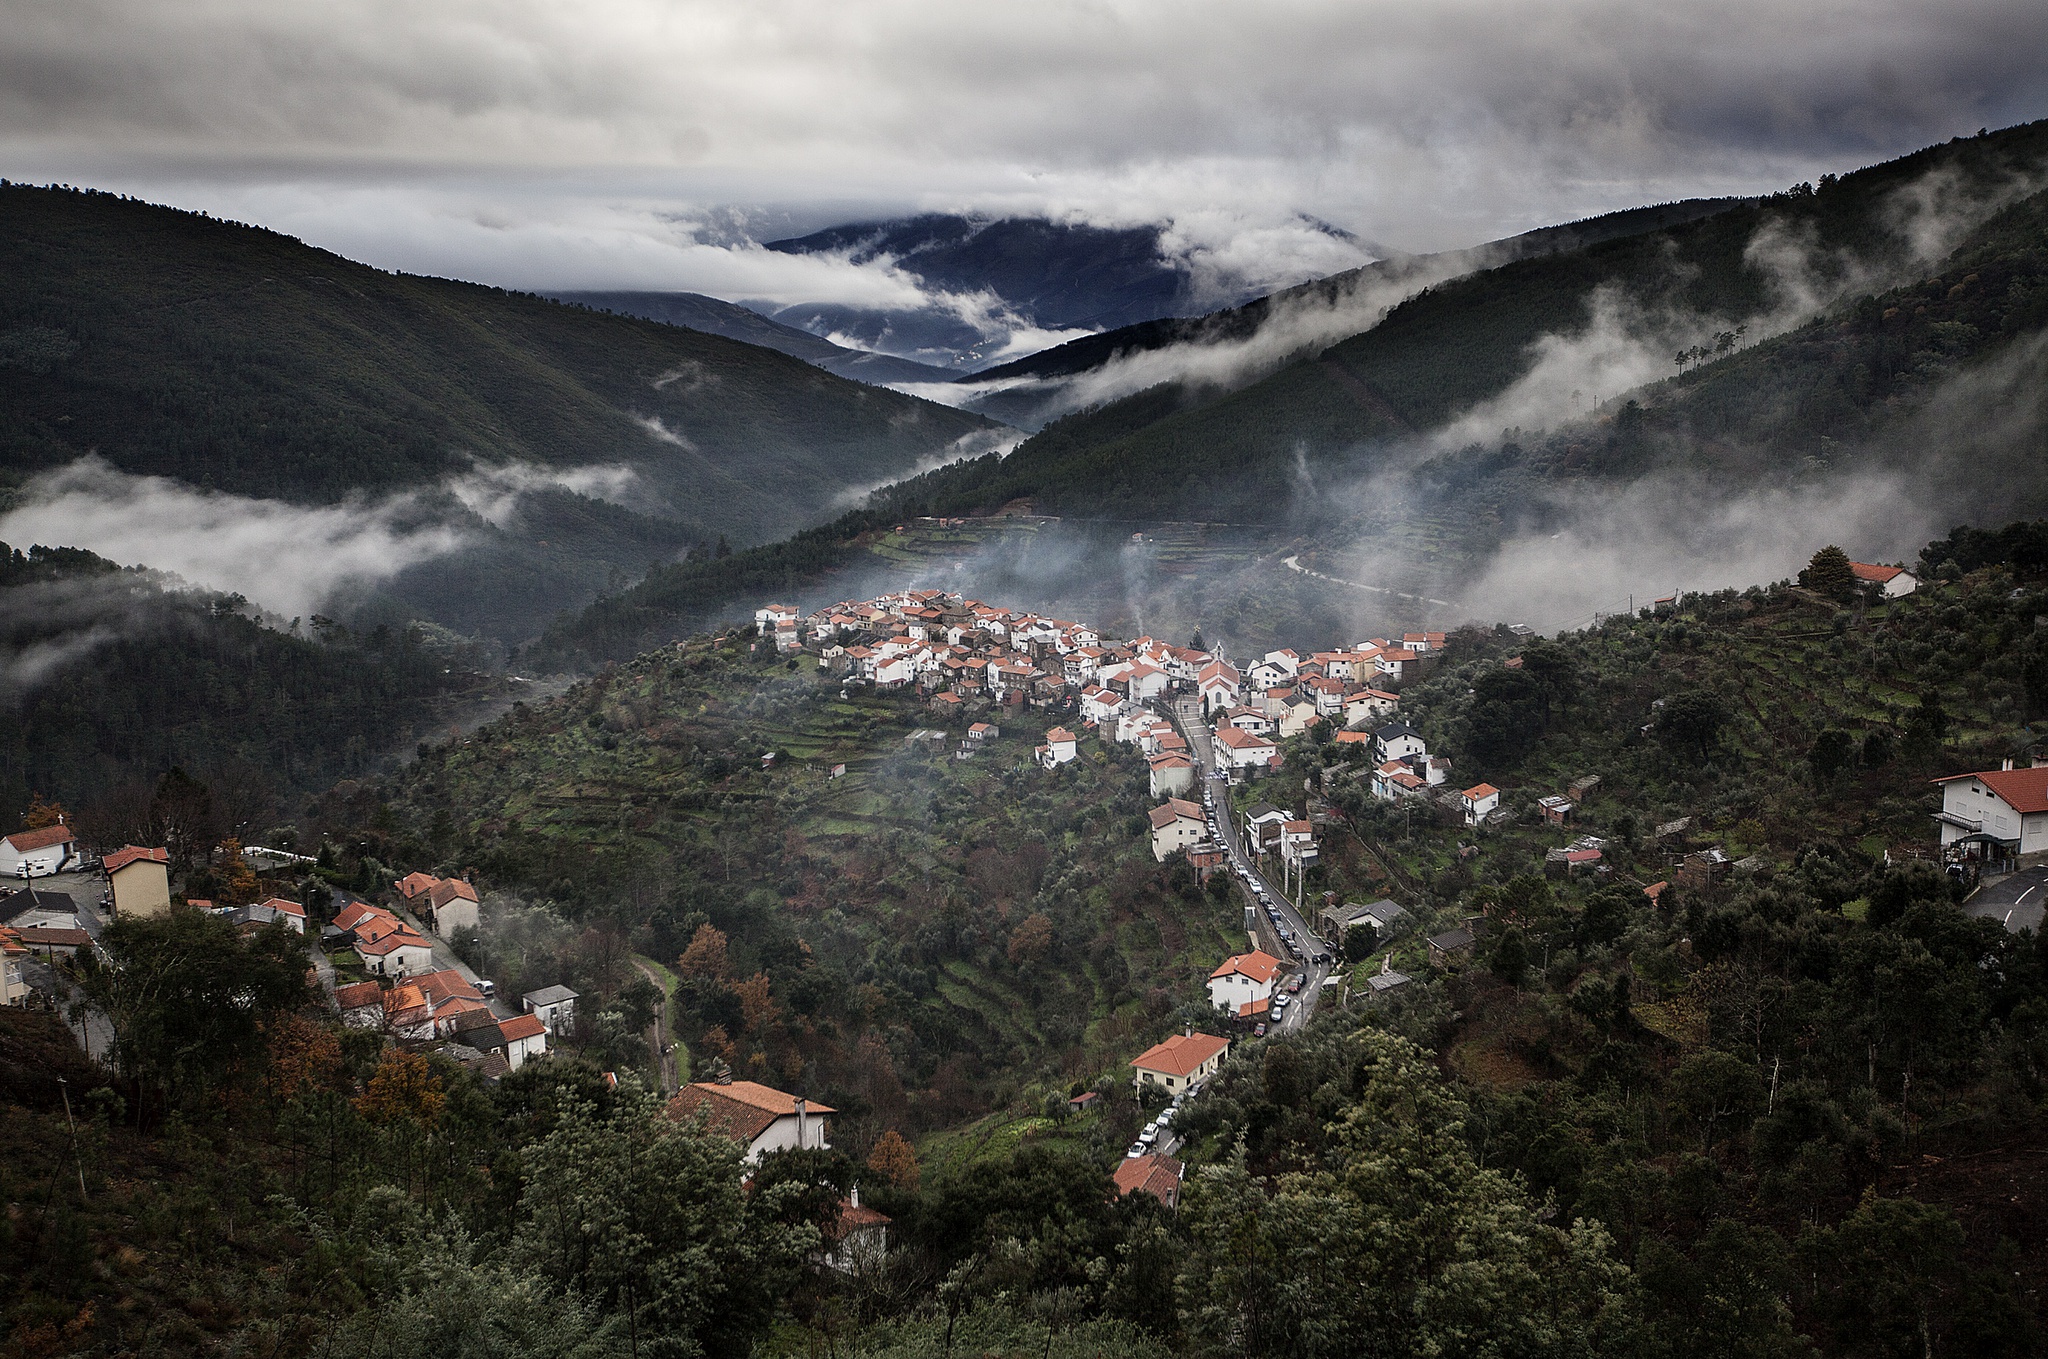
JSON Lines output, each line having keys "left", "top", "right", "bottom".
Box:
{"left": 1966, "top": 865, "right": 2048, "bottom": 934}
{"left": 1281, "top": 554, "right": 1464, "bottom": 611}
{"left": 1173, "top": 698, "right": 1331, "bottom": 1033}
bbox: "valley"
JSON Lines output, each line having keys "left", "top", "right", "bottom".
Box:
{"left": 6, "top": 113, "right": 2048, "bottom": 1359}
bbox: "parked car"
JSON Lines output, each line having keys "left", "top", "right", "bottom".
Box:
{"left": 1253, "top": 1022, "right": 1268, "bottom": 1036}
{"left": 1126, "top": 1142, "right": 1148, "bottom": 1158}
{"left": 1286, "top": 976, "right": 1304, "bottom": 994}
{"left": 477, "top": 979, "right": 497, "bottom": 999}
{"left": 1139, "top": 1123, "right": 1160, "bottom": 1145}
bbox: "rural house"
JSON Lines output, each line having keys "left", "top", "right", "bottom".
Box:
{"left": 1932, "top": 763, "right": 2048, "bottom": 856}
{"left": 1114, "top": 1154, "right": 1184, "bottom": 1208}
{"left": 667, "top": 1073, "right": 834, "bottom": 1164}
{"left": 523, "top": 984, "right": 580, "bottom": 1035}
{"left": 1149, "top": 799, "right": 1208, "bottom": 862}
{"left": 1130, "top": 1031, "right": 1229, "bottom": 1095}
{"left": 1206, "top": 949, "right": 1282, "bottom": 1013}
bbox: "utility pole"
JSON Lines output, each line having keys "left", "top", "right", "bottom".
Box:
{"left": 57, "top": 1078, "right": 86, "bottom": 1202}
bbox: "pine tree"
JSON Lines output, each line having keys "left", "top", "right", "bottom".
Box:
{"left": 1800, "top": 545, "right": 1856, "bottom": 600}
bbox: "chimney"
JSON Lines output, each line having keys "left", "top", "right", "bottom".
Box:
{"left": 794, "top": 1097, "right": 808, "bottom": 1147}
{"left": 850, "top": 1182, "right": 860, "bottom": 1209}
{"left": 2002, "top": 758, "right": 2014, "bottom": 771}
{"left": 1185, "top": 1022, "right": 1193, "bottom": 1037}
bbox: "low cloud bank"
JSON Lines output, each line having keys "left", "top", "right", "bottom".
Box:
{"left": 0, "top": 457, "right": 670, "bottom": 625}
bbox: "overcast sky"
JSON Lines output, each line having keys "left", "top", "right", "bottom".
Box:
{"left": 4, "top": 0, "right": 2044, "bottom": 304}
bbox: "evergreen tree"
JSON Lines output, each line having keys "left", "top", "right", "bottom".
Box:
{"left": 1799, "top": 545, "right": 1857, "bottom": 600}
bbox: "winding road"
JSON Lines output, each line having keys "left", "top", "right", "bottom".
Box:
{"left": 1172, "top": 697, "right": 1331, "bottom": 1033}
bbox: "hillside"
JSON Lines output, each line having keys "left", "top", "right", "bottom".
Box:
{"left": 0, "top": 185, "right": 1001, "bottom": 638}
{"left": 928, "top": 120, "right": 2048, "bottom": 520}
{"left": 285, "top": 522, "right": 2048, "bottom": 1359}
{"left": 307, "top": 635, "right": 1244, "bottom": 1141}
{"left": 548, "top": 289, "right": 958, "bottom": 385}
{"left": 955, "top": 198, "right": 1744, "bottom": 429}
{"left": 1, "top": 541, "right": 503, "bottom": 830}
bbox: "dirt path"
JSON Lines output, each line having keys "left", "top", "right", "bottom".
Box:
{"left": 633, "top": 956, "right": 681, "bottom": 1094}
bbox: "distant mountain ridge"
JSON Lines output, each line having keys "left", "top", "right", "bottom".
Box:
{"left": 752, "top": 212, "right": 1361, "bottom": 371}
{"left": 548, "top": 289, "right": 958, "bottom": 385}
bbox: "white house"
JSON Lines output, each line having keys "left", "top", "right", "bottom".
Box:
{"left": 1207, "top": 949, "right": 1281, "bottom": 1013}
{"left": 1149, "top": 752, "right": 1196, "bottom": 798}
{"left": 1374, "top": 722, "right": 1427, "bottom": 764}
{"left": 1372, "top": 761, "right": 1429, "bottom": 801}
{"left": 423, "top": 878, "right": 479, "bottom": 935}
{"left": 1280, "top": 819, "right": 1318, "bottom": 869}
{"left": 1149, "top": 799, "right": 1208, "bottom": 861}
{"left": 1932, "top": 765, "right": 2048, "bottom": 854}
{"left": 1080, "top": 687, "right": 1123, "bottom": 725}
{"left": 667, "top": 1076, "right": 834, "bottom": 1164}
{"left": 1214, "top": 725, "right": 1280, "bottom": 772}
{"left": 1457, "top": 783, "right": 1502, "bottom": 827}
{"left": 1343, "top": 689, "right": 1400, "bottom": 728}
{"left": 1241, "top": 803, "right": 1290, "bottom": 854}
{"left": 1223, "top": 706, "right": 1274, "bottom": 737}
{"left": 494, "top": 1013, "right": 550, "bottom": 1069}
{"left": 1130, "top": 1032, "right": 1229, "bottom": 1094}
{"left": 0, "top": 825, "right": 77, "bottom": 878}
{"left": 1123, "top": 662, "right": 1171, "bottom": 702}
{"left": 1037, "top": 726, "right": 1079, "bottom": 769}
{"left": 523, "top": 984, "right": 581, "bottom": 1035}
{"left": 1851, "top": 562, "right": 1920, "bottom": 597}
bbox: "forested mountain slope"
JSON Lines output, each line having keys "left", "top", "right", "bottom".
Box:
{"left": 0, "top": 186, "right": 1002, "bottom": 639}
{"left": 549, "top": 289, "right": 957, "bottom": 386}
{"left": 1, "top": 542, "right": 501, "bottom": 827}
{"left": 934, "top": 120, "right": 2048, "bottom": 519}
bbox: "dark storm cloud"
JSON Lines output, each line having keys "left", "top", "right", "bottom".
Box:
{"left": 1, "top": 0, "right": 2041, "bottom": 293}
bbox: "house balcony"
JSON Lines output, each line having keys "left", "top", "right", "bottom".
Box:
{"left": 1932, "top": 810, "right": 1982, "bottom": 833}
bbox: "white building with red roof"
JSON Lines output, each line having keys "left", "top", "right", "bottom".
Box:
{"left": 1206, "top": 949, "right": 1282, "bottom": 1012}
{"left": 667, "top": 1076, "right": 834, "bottom": 1163}
{"left": 1850, "top": 562, "right": 1920, "bottom": 597}
{"left": 1130, "top": 1031, "right": 1229, "bottom": 1095}
{"left": 1037, "top": 726, "right": 1079, "bottom": 769}
{"left": 1213, "top": 725, "right": 1280, "bottom": 772}
{"left": 0, "top": 824, "right": 77, "bottom": 878}
{"left": 1458, "top": 783, "right": 1502, "bottom": 827}
{"left": 1933, "top": 764, "right": 2048, "bottom": 854}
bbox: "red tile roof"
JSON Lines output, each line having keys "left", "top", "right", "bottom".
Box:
{"left": 4, "top": 825, "right": 75, "bottom": 853}
{"left": 1933, "top": 767, "right": 2048, "bottom": 815}
{"left": 257, "top": 896, "right": 306, "bottom": 917}
{"left": 497, "top": 1013, "right": 547, "bottom": 1042}
{"left": 334, "top": 981, "right": 383, "bottom": 1011}
{"left": 103, "top": 845, "right": 169, "bottom": 872}
{"left": 1850, "top": 562, "right": 1908, "bottom": 583}
{"left": 394, "top": 872, "right": 439, "bottom": 900}
{"left": 668, "top": 1080, "right": 835, "bottom": 1144}
{"left": 429, "top": 879, "right": 479, "bottom": 908}
{"left": 1149, "top": 799, "right": 1204, "bottom": 831}
{"left": 1210, "top": 950, "right": 1281, "bottom": 984}
{"left": 1113, "top": 1153, "right": 1184, "bottom": 1204}
{"left": 17, "top": 927, "right": 90, "bottom": 948}
{"left": 1463, "top": 783, "right": 1501, "bottom": 800}
{"left": 1131, "top": 1032, "right": 1229, "bottom": 1077}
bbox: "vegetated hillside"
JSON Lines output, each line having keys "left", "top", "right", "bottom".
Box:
{"left": 927, "top": 120, "right": 2048, "bottom": 520}
{"left": 1, "top": 540, "right": 501, "bottom": 825}
{"left": 549, "top": 289, "right": 957, "bottom": 385}
{"left": 314, "top": 639, "right": 1244, "bottom": 1136}
{"left": 958, "top": 198, "right": 1743, "bottom": 428}
{"left": 0, "top": 185, "right": 1001, "bottom": 637}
